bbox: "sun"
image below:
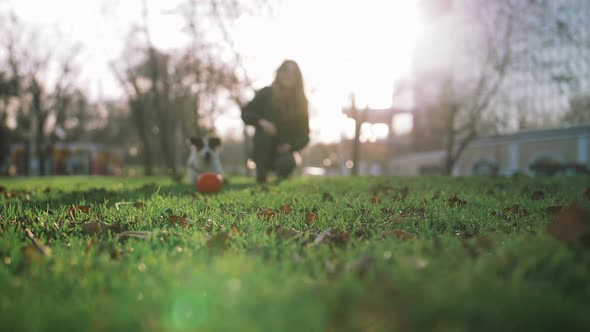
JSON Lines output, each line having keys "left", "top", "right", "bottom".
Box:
{"left": 310, "top": 0, "right": 423, "bottom": 142}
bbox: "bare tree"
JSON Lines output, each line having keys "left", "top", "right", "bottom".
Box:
{"left": 107, "top": 0, "right": 273, "bottom": 177}
{"left": 427, "top": 0, "right": 556, "bottom": 174}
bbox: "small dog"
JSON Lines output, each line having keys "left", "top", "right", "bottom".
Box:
{"left": 187, "top": 136, "right": 223, "bottom": 184}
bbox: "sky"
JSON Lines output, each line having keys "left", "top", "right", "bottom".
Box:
{"left": 4, "top": 0, "right": 424, "bottom": 143}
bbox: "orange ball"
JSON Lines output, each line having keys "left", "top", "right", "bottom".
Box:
{"left": 197, "top": 172, "right": 223, "bottom": 193}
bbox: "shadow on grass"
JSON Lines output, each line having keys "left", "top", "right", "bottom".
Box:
{"left": 4, "top": 178, "right": 260, "bottom": 211}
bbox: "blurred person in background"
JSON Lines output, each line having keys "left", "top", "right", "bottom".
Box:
{"left": 241, "top": 60, "right": 310, "bottom": 183}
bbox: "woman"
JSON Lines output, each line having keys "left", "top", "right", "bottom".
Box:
{"left": 241, "top": 60, "right": 310, "bottom": 183}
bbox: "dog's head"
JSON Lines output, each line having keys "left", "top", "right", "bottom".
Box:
{"left": 190, "top": 136, "right": 222, "bottom": 163}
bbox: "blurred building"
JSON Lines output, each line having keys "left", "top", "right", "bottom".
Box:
{"left": 391, "top": 125, "right": 590, "bottom": 176}
{"left": 4, "top": 142, "right": 124, "bottom": 176}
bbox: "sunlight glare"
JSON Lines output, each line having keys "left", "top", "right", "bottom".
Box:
{"left": 233, "top": 0, "right": 424, "bottom": 143}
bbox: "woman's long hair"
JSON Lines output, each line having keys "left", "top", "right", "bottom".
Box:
{"left": 271, "top": 60, "right": 308, "bottom": 122}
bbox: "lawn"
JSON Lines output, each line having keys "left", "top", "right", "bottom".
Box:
{"left": 1, "top": 175, "right": 590, "bottom": 332}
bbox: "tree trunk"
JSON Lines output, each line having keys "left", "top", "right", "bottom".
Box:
{"left": 129, "top": 99, "right": 154, "bottom": 176}
{"left": 31, "top": 80, "right": 46, "bottom": 176}
{"left": 350, "top": 98, "right": 362, "bottom": 176}
{"left": 147, "top": 48, "right": 177, "bottom": 177}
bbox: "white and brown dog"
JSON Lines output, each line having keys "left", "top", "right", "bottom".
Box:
{"left": 187, "top": 136, "right": 223, "bottom": 184}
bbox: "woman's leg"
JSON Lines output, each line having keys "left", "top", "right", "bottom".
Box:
{"left": 274, "top": 153, "right": 296, "bottom": 179}
{"left": 253, "top": 131, "right": 276, "bottom": 183}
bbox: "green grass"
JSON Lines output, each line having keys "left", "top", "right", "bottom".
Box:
{"left": 1, "top": 175, "right": 590, "bottom": 332}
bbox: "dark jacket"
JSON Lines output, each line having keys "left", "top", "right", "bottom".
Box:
{"left": 241, "top": 87, "right": 310, "bottom": 153}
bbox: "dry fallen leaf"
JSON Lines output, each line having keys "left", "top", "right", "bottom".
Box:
{"left": 279, "top": 204, "right": 293, "bottom": 215}
{"left": 546, "top": 203, "right": 590, "bottom": 245}
{"left": 447, "top": 194, "right": 467, "bottom": 207}
{"left": 380, "top": 230, "right": 415, "bottom": 241}
{"left": 168, "top": 215, "right": 190, "bottom": 226}
{"left": 305, "top": 212, "right": 318, "bottom": 226}
{"left": 313, "top": 228, "right": 349, "bottom": 246}
{"left": 257, "top": 209, "right": 277, "bottom": 220}
{"left": 69, "top": 205, "right": 90, "bottom": 219}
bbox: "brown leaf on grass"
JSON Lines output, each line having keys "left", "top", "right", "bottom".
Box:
{"left": 546, "top": 203, "right": 590, "bottom": 245}
{"left": 380, "top": 230, "right": 415, "bottom": 241}
{"left": 267, "top": 226, "right": 303, "bottom": 239}
{"left": 279, "top": 204, "right": 293, "bottom": 215}
{"left": 545, "top": 205, "right": 563, "bottom": 216}
{"left": 206, "top": 232, "right": 230, "bottom": 251}
{"left": 81, "top": 221, "right": 110, "bottom": 235}
{"left": 447, "top": 194, "right": 466, "bottom": 207}
{"left": 313, "top": 228, "right": 349, "bottom": 246}
{"left": 68, "top": 205, "right": 90, "bottom": 219}
{"left": 24, "top": 228, "right": 52, "bottom": 257}
{"left": 305, "top": 212, "right": 318, "bottom": 225}
{"left": 531, "top": 190, "right": 545, "bottom": 201}
{"left": 349, "top": 254, "right": 374, "bottom": 279}
{"left": 322, "top": 192, "right": 334, "bottom": 202}
{"left": 169, "top": 215, "right": 190, "bottom": 226}
{"left": 371, "top": 196, "right": 381, "bottom": 204}
{"left": 257, "top": 209, "right": 277, "bottom": 220}
{"left": 432, "top": 190, "right": 442, "bottom": 200}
